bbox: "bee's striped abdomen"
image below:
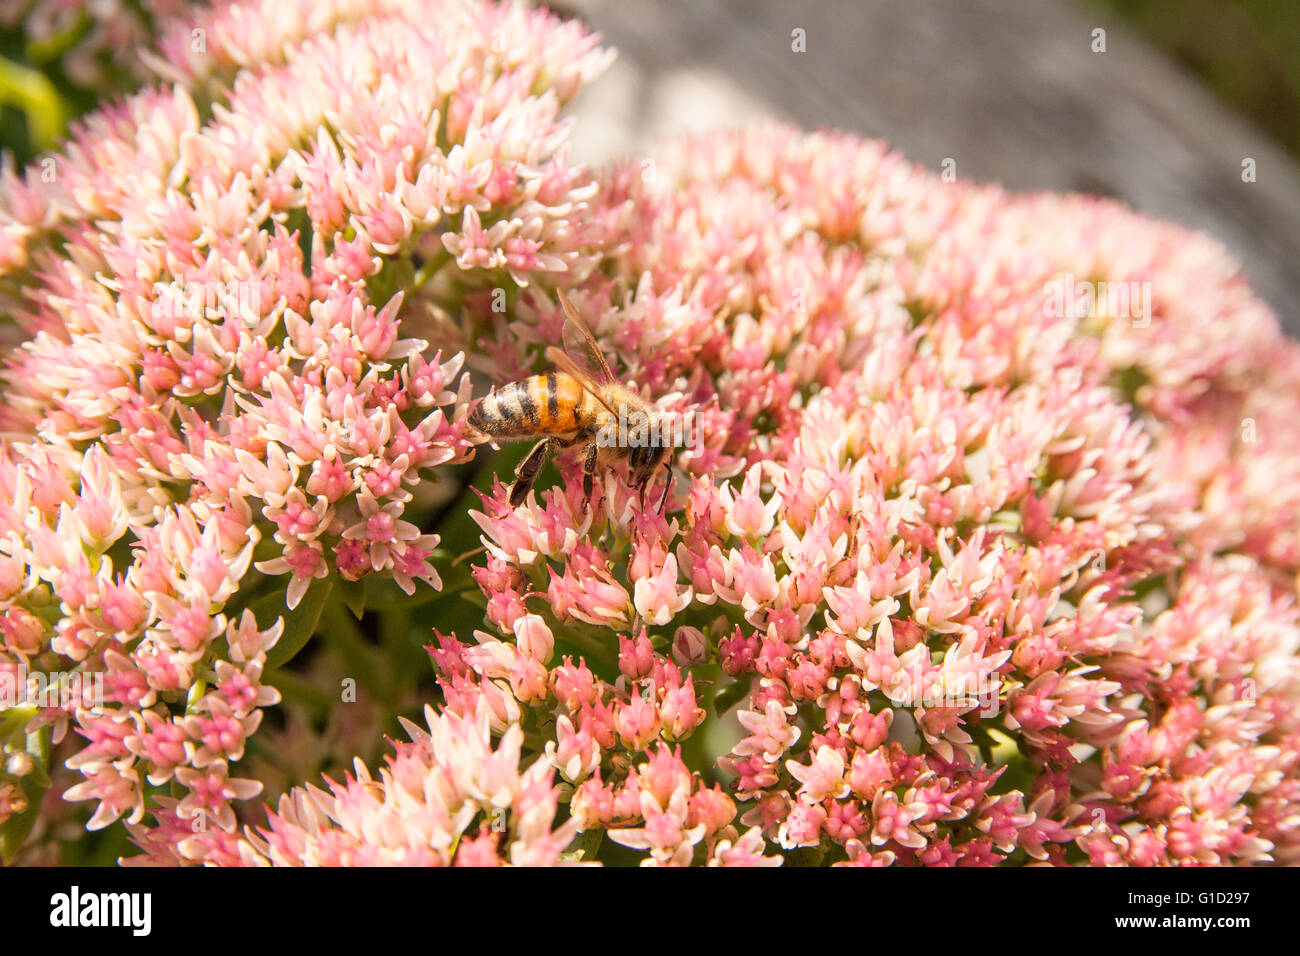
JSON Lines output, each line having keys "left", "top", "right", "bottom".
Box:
{"left": 470, "top": 378, "right": 541, "bottom": 438}
{"left": 470, "top": 372, "right": 594, "bottom": 440}
{"left": 545, "top": 372, "right": 592, "bottom": 432}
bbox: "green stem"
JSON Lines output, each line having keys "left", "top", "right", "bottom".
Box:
{"left": 680, "top": 664, "right": 720, "bottom": 778}
{"left": 25, "top": 12, "right": 92, "bottom": 64}
{"left": 534, "top": 609, "right": 617, "bottom": 671}
{"left": 412, "top": 247, "right": 453, "bottom": 290}
{"left": 0, "top": 55, "right": 72, "bottom": 148}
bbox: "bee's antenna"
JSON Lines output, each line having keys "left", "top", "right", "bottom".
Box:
{"left": 453, "top": 545, "right": 487, "bottom": 567}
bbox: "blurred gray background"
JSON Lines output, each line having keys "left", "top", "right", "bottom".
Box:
{"left": 563, "top": 0, "right": 1300, "bottom": 334}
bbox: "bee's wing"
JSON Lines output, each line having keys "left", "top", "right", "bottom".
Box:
{"left": 545, "top": 345, "right": 617, "bottom": 415}
{"left": 557, "top": 289, "right": 616, "bottom": 384}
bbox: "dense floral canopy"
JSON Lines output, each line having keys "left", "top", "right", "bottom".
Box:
{"left": 0, "top": 0, "right": 1296, "bottom": 866}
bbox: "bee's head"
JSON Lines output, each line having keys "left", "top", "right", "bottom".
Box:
{"left": 629, "top": 435, "right": 670, "bottom": 490}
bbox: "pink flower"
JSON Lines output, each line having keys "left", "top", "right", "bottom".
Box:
{"left": 3, "top": 0, "right": 1298, "bottom": 869}
{"left": 632, "top": 551, "right": 693, "bottom": 625}
{"left": 717, "top": 463, "right": 780, "bottom": 538}
{"left": 735, "top": 700, "right": 802, "bottom": 762}
{"left": 787, "top": 745, "right": 850, "bottom": 804}
{"left": 616, "top": 690, "right": 662, "bottom": 752}
{"left": 658, "top": 671, "right": 706, "bottom": 741}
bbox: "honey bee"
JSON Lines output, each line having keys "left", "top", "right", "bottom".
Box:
{"left": 469, "top": 290, "right": 672, "bottom": 511}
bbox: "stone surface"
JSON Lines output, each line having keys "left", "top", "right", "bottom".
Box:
{"left": 565, "top": 0, "right": 1300, "bottom": 333}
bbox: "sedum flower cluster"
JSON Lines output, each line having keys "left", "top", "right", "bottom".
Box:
{"left": 0, "top": 0, "right": 1296, "bottom": 866}
{"left": 0, "top": 0, "right": 607, "bottom": 863}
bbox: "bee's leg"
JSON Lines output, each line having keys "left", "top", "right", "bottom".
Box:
{"left": 658, "top": 465, "right": 673, "bottom": 514}
{"left": 582, "top": 442, "right": 598, "bottom": 510}
{"left": 510, "top": 438, "right": 553, "bottom": 508}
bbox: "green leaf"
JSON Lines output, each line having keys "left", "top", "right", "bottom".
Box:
{"left": 712, "top": 675, "right": 753, "bottom": 717}
{"left": 360, "top": 575, "right": 454, "bottom": 612}
{"left": 0, "top": 724, "right": 50, "bottom": 865}
{"left": 566, "top": 826, "right": 604, "bottom": 863}
{"left": 784, "top": 843, "right": 828, "bottom": 867}
{"left": 335, "top": 577, "right": 368, "bottom": 620}
{"left": 258, "top": 578, "right": 334, "bottom": 670}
